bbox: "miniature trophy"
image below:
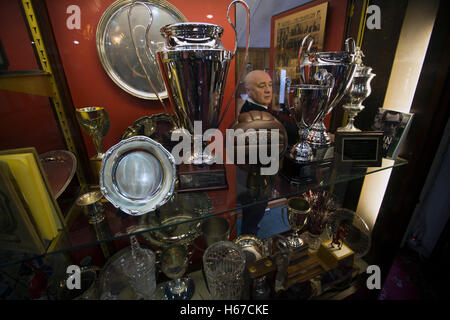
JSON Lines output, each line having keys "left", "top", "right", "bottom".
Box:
{"left": 337, "top": 48, "right": 376, "bottom": 132}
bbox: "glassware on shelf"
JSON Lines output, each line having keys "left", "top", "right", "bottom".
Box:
{"left": 203, "top": 241, "right": 246, "bottom": 300}
{"left": 201, "top": 216, "right": 230, "bottom": 248}
{"left": 303, "top": 190, "right": 338, "bottom": 250}
{"left": 282, "top": 197, "right": 311, "bottom": 248}
{"left": 160, "top": 243, "right": 195, "bottom": 300}
{"left": 120, "top": 236, "right": 157, "bottom": 299}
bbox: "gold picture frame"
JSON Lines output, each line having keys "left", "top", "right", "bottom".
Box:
{"left": 0, "top": 161, "right": 45, "bottom": 254}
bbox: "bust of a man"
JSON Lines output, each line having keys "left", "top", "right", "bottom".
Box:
{"left": 240, "top": 70, "right": 273, "bottom": 113}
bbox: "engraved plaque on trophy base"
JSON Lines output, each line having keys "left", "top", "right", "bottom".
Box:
{"left": 334, "top": 131, "right": 383, "bottom": 167}
{"left": 177, "top": 163, "right": 228, "bottom": 192}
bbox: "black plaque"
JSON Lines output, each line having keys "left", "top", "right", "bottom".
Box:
{"left": 335, "top": 131, "right": 383, "bottom": 167}
{"left": 177, "top": 163, "right": 228, "bottom": 192}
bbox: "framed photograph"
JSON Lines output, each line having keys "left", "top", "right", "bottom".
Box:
{"left": 270, "top": 1, "right": 328, "bottom": 83}
{"left": 0, "top": 148, "right": 65, "bottom": 241}
{"left": 0, "top": 161, "right": 45, "bottom": 254}
{"left": 334, "top": 131, "right": 383, "bottom": 167}
{"left": 371, "top": 108, "right": 414, "bottom": 159}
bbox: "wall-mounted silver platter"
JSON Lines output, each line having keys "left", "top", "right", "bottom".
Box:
{"left": 96, "top": 0, "right": 187, "bottom": 100}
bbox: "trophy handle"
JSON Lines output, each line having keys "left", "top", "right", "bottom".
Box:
{"left": 298, "top": 34, "right": 314, "bottom": 71}
{"left": 345, "top": 37, "right": 357, "bottom": 54}
{"left": 285, "top": 77, "right": 292, "bottom": 109}
{"left": 127, "top": 2, "right": 180, "bottom": 129}
{"left": 217, "top": 0, "right": 251, "bottom": 127}
{"left": 226, "top": 0, "right": 250, "bottom": 59}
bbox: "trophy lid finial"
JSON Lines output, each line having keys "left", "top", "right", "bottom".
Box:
{"left": 355, "top": 46, "right": 365, "bottom": 66}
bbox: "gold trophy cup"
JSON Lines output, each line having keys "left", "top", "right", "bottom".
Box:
{"left": 76, "top": 106, "right": 110, "bottom": 184}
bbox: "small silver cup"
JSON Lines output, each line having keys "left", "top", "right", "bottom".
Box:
{"left": 76, "top": 190, "right": 105, "bottom": 224}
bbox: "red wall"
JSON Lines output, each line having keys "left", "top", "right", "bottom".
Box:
{"left": 44, "top": 0, "right": 237, "bottom": 158}
{"left": 0, "top": 0, "right": 65, "bottom": 154}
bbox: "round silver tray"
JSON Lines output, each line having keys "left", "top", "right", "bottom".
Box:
{"left": 100, "top": 136, "right": 176, "bottom": 215}
{"left": 121, "top": 113, "right": 176, "bottom": 150}
{"left": 140, "top": 192, "right": 213, "bottom": 247}
{"left": 96, "top": 0, "right": 187, "bottom": 100}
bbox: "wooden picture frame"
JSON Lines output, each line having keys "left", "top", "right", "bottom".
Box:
{"left": 270, "top": 1, "right": 328, "bottom": 84}
{"left": 334, "top": 131, "right": 383, "bottom": 167}
{"left": 0, "top": 161, "right": 45, "bottom": 254}
{"left": 0, "top": 148, "right": 65, "bottom": 241}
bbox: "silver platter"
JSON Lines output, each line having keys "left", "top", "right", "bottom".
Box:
{"left": 96, "top": 0, "right": 187, "bottom": 100}
{"left": 100, "top": 135, "right": 176, "bottom": 215}
{"left": 140, "top": 192, "right": 213, "bottom": 247}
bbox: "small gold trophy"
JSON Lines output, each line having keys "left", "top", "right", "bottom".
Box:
{"left": 76, "top": 106, "right": 110, "bottom": 184}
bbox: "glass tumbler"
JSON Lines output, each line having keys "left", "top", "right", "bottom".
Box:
{"left": 202, "top": 241, "right": 246, "bottom": 300}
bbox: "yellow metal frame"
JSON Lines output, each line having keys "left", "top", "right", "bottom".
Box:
{"left": 21, "top": 0, "right": 87, "bottom": 189}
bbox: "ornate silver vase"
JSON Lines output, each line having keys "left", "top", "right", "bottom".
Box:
{"left": 337, "top": 56, "right": 376, "bottom": 132}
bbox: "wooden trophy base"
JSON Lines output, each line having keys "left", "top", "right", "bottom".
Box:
{"left": 317, "top": 239, "right": 355, "bottom": 271}
{"left": 280, "top": 146, "right": 334, "bottom": 185}
{"left": 177, "top": 163, "right": 228, "bottom": 192}
{"left": 285, "top": 252, "right": 324, "bottom": 289}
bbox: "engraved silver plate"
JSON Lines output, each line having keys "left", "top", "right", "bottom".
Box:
{"left": 100, "top": 135, "right": 176, "bottom": 215}
{"left": 96, "top": 0, "right": 187, "bottom": 100}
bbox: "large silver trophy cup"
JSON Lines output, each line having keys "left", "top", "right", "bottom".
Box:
{"left": 156, "top": 22, "right": 231, "bottom": 165}
{"left": 297, "top": 35, "right": 358, "bottom": 151}
{"left": 286, "top": 78, "right": 334, "bottom": 162}
{"left": 155, "top": 1, "right": 250, "bottom": 166}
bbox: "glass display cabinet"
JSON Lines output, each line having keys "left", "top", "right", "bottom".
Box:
{"left": 0, "top": 0, "right": 419, "bottom": 301}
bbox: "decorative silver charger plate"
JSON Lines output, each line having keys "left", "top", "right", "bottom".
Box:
{"left": 140, "top": 192, "right": 213, "bottom": 246}
{"left": 100, "top": 135, "right": 176, "bottom": 215}
{"left": 96, "top": 0, "right": 187, "bottom": 99}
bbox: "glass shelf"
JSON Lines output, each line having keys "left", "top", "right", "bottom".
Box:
{"left": 0, "top": 157, "right": 407, "bottom": 268}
